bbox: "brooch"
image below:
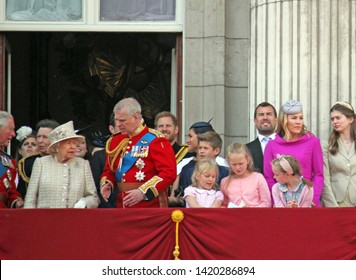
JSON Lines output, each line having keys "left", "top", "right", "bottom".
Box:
{"left": 3, "top": 178, "right": 10, "bottom": 189}
{"left": 135, "top": 158, "right": 145, "bottom": 169}
{"left": 1, "top": 155, "right": 14, "bottom": 169}
{"left": 135, "top": 158, "right": 145, "bottom": 181}
{"left": 135, "top": 171, "right": 145, "bottom": 181}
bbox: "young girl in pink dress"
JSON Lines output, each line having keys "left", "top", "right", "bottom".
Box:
{"left": 271, "top": 154, "right": 314, "bottom": 207}
{"left": 183, "top": 158, "right": 224, "bottom": 208}
{"left": 221, "top": 143, "right": 271, "bottom": 207}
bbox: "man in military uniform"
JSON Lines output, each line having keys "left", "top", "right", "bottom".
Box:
{"left": 17, "top": 119, "right": 59, "bottom": 198}
{"left": 154, "top": 111, "right": 194, "bottom": 164}
{"left": 100, "top": 98, "right": 176, "bottom": 208}
{"left": 0, "top": 111, "right": 23, "bottom": 208}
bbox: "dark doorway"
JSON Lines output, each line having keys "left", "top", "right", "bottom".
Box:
{"left": 5, "top": 31, "right": 178, "bottom": 154}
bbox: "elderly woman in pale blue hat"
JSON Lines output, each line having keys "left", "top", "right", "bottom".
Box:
{"left": 24, "top": 121, "right": 99, "bottom": 209}
{"left": 263, "top": 100, "right": 324, "bottom": 208}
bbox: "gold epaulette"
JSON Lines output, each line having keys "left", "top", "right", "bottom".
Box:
{"left": 17, "top": 153, "right": 41, "bottom": 183}
{"left": 105, "top": 134, "right": 129, "bottom": 172}
{"left": 175, "top": 144, "right": 189, "bottom": 164}
{"left": 148, "top": 128, "right": 164, "bottom": 138}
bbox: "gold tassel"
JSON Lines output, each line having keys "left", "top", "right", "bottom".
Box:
{"left": 171, "top": 210, "right": 184, "bottom": 260}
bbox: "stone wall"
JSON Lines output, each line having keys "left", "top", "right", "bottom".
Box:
{"left": 184, "top": 0, "right": 251, "bottom": 155}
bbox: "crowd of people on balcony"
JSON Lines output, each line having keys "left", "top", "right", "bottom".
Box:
{"left": 1, "top": 97, "right": 355, "bottom": 209}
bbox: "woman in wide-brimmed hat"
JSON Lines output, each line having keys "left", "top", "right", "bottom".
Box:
{"left": 24, "top": 121, "right": 99, "bottom": 208}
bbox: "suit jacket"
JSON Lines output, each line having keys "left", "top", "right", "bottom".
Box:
{"left": 246, "top": 138, "right": 263, "bottom": 174}
{"left": 322, "top": 139, "right": 356, "bottom": 206}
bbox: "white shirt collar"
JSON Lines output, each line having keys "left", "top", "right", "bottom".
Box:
{"left": 258, "top": 133, "right": 276, "bottom": 153}
{"left": 258, "top": 132, "right": 276, "bottom": 142}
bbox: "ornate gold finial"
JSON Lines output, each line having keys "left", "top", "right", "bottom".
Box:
{"left": 171, "top": 210, "right": 184, "bottom": 260}
{"left": 171, "top": 209, "right": 184, "bottom": 222}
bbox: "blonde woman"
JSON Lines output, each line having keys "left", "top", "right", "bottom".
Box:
{"left": 263, "top": 100, "right": 324, "bottom": 207}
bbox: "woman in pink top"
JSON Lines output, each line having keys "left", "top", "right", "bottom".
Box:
{"left": 271, "top": 154, "right": 314, "bottom": 207}
{"left": 220, "top": 143, "right": 271, "bottom": 208}
{"left": 263, "top": 100, "right": 324, "bottom": 207}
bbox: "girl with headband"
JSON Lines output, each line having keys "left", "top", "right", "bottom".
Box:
{"left": 271, "top": 154, "right": 313, "bottom": 207}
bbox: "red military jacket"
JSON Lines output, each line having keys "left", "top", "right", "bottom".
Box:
{"left": 100, "top": 124, "right": 176, "bottom": 208}
{"left": 0, "top": 151, "right": 21, "bottom": 208}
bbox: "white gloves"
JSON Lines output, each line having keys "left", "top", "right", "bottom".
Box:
{"left": 74, "top": 199, "right": 87, "bottom": 208}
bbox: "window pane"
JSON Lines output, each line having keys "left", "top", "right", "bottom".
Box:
{"left": 100, "top": 0, "right": 176, "bottom": 21}
{"left": 6, "top": 0, "right": 82, "bottom": 21}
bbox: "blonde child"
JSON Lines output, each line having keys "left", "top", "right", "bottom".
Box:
{"left": 271, "top": 154, "right": 314, "bottom": 207}
{"left": 221, "top": 143, "right": 271, "bottom": 207}
{"left": 183, "top": 158, "right": 224, "bottom": 208}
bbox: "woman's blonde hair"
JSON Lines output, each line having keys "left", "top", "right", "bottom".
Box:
{"left": 276, "top": 109, "right": 308, "bottom": 140}
{"left": 191, "top": 158, "right": 219, "bottom": 189}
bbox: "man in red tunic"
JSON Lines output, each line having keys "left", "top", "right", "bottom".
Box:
{"left": 0, "top": 111, "right": 23, "bottom": 208}
{"left": 100, "top": 98, "right": 176, "bottom": 208}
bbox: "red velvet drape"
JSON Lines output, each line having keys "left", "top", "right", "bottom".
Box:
{"left": 1, "top": 208, "right": 356, "bottom": 260}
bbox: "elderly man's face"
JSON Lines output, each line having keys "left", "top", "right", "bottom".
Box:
{"left": 114, "top": 110, "right": 141, "bottom": 135}
{"left": 0, "top": 116, "right": 16, "bottom": 147}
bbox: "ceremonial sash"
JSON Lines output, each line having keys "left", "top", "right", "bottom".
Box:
{"left": 115, "top": 132, "right": 156, "bottom": 182}
{"left": 0, "top": 153, "right": 11, "bottom": 178}
{"left": 0, "top": 163, "right": 7, "bottom": 179}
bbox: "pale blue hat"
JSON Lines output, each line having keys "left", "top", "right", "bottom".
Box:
{"left": 281, "top": 100, "right": 303, "bottom": 114}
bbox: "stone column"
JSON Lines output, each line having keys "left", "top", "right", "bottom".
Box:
{"left": 224, "top": 0, "right": 251, "bottom": 147}
{"left": 184, "top": 0, "right": 226, "bottom": 137}
{"left": 250, "top": 0, "right": 356, "bottom": 140}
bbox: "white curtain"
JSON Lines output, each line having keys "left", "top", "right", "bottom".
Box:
{"left": 100, "top": 0, "right": 175, "bottom": 21}
{"left": 6, "top": 0, "right": 82, "bottom": 21}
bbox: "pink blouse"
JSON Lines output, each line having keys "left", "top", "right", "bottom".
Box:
{"left": 220, "top": 172, "right": 272, "bottom": 207}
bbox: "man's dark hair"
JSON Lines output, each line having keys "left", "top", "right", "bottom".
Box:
{"left": 254, "top": 102, "right": 277, "bottom": 119}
